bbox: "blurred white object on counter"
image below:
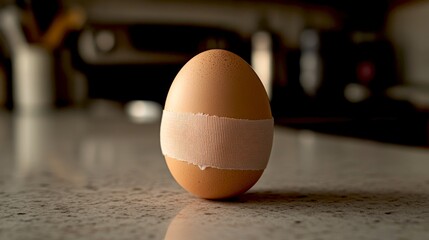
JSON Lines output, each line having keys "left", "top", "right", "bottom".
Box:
{"left": 13, "top": 45, "right": 54, "bottom": 113}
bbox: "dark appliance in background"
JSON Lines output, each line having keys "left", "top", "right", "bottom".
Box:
{"left": 272, "top": 29, "right": 400, "bottom": 117}
{"left": 268, "top": 0, "right": 429, "bottom": 147}
{"left": 73, "top": 24, "right": 249, "bottom": 105}
{"left": 271, "top": 28, "right": 428, "bottom": 146}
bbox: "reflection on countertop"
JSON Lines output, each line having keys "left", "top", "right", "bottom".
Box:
{"left": 0, "top": 110, "right": 429, "bottom": 240}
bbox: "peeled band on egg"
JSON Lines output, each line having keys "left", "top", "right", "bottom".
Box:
{"left": 160, "top": 110, "right": 273, "bottom": 171}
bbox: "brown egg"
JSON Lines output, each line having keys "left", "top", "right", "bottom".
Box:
{"left": 161, "top": 49, "right": 273, "bottom": 199}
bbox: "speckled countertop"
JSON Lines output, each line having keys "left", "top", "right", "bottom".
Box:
{"left": 1, "top": 110, "right": 429, "bottom": 240}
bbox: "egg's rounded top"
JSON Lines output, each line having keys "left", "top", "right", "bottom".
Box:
{"left": 164, "top": 49, "right": 271, "bottom": 120}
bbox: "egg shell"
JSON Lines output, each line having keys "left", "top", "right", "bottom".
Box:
{"left": 163, "top": 49, "right": 272, "bottom": 199}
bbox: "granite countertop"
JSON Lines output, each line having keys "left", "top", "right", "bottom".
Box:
{"left": 1, "top": 110, "right": 429, "bottom": 240}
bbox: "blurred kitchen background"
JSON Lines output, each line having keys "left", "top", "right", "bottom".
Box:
{"left": 0, "top": 0, "right": 428, "bottom": 146}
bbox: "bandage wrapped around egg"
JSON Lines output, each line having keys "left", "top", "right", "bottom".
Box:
{"left": 160, "top": 49, "right": 274, "bottom": 199}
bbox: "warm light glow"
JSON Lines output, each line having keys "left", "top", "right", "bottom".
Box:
{"left": 344, "top": 83, "right": 370, "bottom": 103}
{"left": 251, "top": 31, "right": 273, "bottom": 99}
{"left": 125, "top": 100, "right": 162, "bottom": 123}
{"left": 94, "top": 30, "right": 116, "bottom": 52}
{"left": 299, "top": 29, "right": 321, "bottom": 97}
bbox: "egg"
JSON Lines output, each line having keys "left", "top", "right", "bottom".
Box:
{"left": 161, "top": 49, "right": 273, "bottom": 199}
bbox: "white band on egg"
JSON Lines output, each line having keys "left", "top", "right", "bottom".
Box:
{"left": 160, "top": 110, "right": 274, "bottom": 170}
